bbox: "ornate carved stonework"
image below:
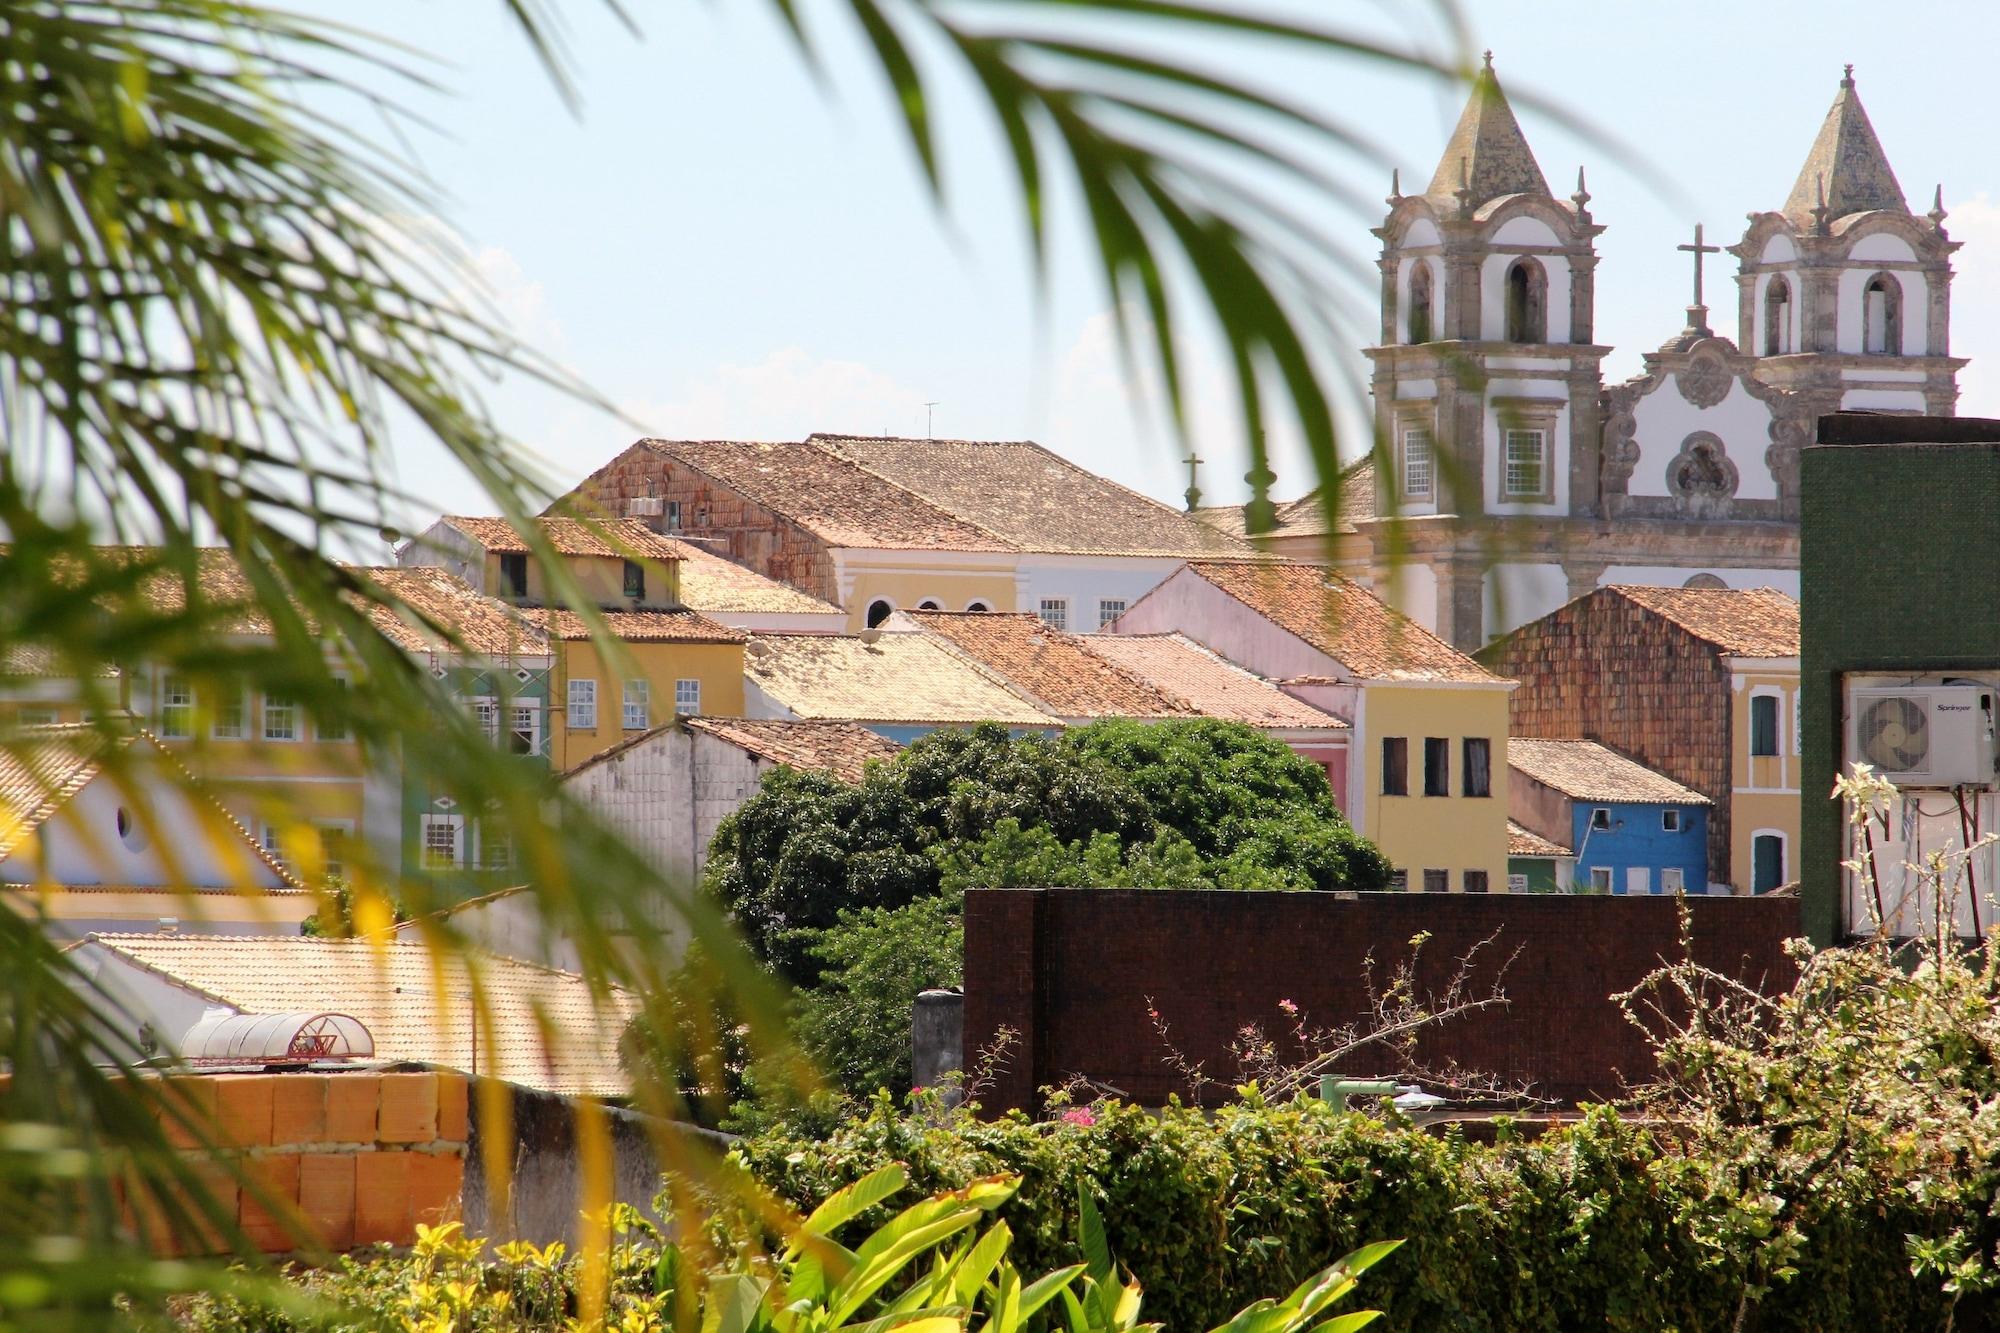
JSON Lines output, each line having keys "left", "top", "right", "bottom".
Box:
{"left": 1675, "top": 353, "right": 1732, "bottom": 408}
{"left": 1599, "top": 383, "right": 1641, "bottom": 491}
{"left": 1667, "top": 431, "right": 1739, "bottom": 518}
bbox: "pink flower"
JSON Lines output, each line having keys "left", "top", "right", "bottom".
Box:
{"left": 1060, "top": 1107, "right": 1097, "bottom": 1127}
{"left": 1278, "top": 999, "right": 1299, "bottom": 1016}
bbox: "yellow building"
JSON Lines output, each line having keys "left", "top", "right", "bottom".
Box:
{"left": 401, "top": 517, "right": 752, "bottom": 769}
{"left": 1113, "top": 559, "right": 1514, "bottom": 891}
{"left": 1731, "top": 655, "right": 1803, "bottom": 895}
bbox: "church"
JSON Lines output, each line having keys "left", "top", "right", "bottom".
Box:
{"left": 1210, "top": 60, "right": 1965, "bottom": 651}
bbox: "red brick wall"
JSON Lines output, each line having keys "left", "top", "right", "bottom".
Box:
{"left": 964, "top": 889, "right": 1800, "bottom": 1114}
{"left": 129, "top": 1069, "right": 469, "bottom": 1255}
{"left": 573, "top": 444, "right": 840, "bottom": 603}
{"left": 1482, "top": 591, "right": 1736, "bottom": 880}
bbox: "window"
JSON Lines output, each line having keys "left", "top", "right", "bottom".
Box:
{"left": 1503, "top": 429, "right": 1547, "bottom": 498}
{"left": 1038, "top": 598, "right": 1069, "bottom": 631}
{"left": 16, "top": 708, "right": 56, "bottom": 729}
{"left": 1422, "top": 869, "right": 1448, "bottom": 894}
{"left": 916, "top": 600, "right": 941, "bottom": 611}
{"left": 1753, "top": 833, "right": 1786, "bottom": 894}
{"left": 469, "top": 697, "right": 500, "bottom": 743}
{"left": 319, "top": 825, "right": 349, "bottom": 883}
{"left": 623, "top": 559, "right": 645, "bottom": 600}
{"left": 499, "top": 551, "right": 528, "bottom": 598}
{"left": 568, "top": 678, "right": 597, "bottom": 730}
{"left": 1381, "top": 737, "right": 1408, "bottom": 796}
{"left": 318, "top": 676, "right": 351, "bottom": 742}
{"left": 1406, "top": 262, "right": 1434, "bottom": 344}
{"left": 1507, "top": 873, "right": 1529, "bottom": 893}
{"left": 1863, "top": 273, "right": 1900, "bottom": 355}
{"left": 157, "top": 673, "right": 193, "bottom": 739}
{"left": 1589, "top": 866, "right": 1613, "bottom": 892}
{"left": 1590, "top": 808, "right": 1611, "bottom": 831}
{"left": 260, "top": 822, "right": 288, "bottom": 870}
{"left": 675, "top": 678, "right": 701, "bottom": 717}
{"left": 1662, "top": 809, "right": 1681, "bottom": 832}
{"left": 965, "top": 600, "right": 991, "bottom": 613}
{"left": 1462, "top": 738, "right": 1491, "bottom": 798}
{"left": 1661, "top": 867, "right": 1685, "bottom": 894}
{"left": 262, "top": 694, "right": 297, "bottom": 742}
{"left": 623, "top": 679, "right": 649, "bottom": 730}
{"left": 420, "top": 814, "right": 464, "bottom": 869}
{"left": 212, "top": 688, "right": 246, "bottom": 740}
{"left": 1764, "top": 275, "right": 1792, "bottom": 356}
{"left": 1388, "top": 870, "right": 1407, "bottom": 892}
{"left": 1626, "top": 867, "right": 1651, "bottom": 895}
{"left": 508, "top": 701, "right": 540, "bottom": 755}
{"left": 1400, "top": 426, "right": 1434, "bottom": 499}
{"left": 663, "top": 500, "right": 682, "bottom": 532}
{"left": 1422, "top": 737, "right": 1449, "bottom": 797}
{"left": 866, "top": 599, "right": 894, "bottom": 629}
{"left": 1750, "top": 693, "right": 1780, "bottom": 756}
{"left": 1464, "top": 870, "right": 1489, "bottom": 895}
{"left": 1097, "top": 599, "right": 1126, "bottom": 631}
{"left": 1504, "top": 258, "right": 1547, "bottom": 343}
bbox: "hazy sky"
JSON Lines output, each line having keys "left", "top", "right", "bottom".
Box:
{"left": 342, "top": 1, "right": 2000, "bottom": 533}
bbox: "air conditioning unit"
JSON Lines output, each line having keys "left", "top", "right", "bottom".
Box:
{"left": 625, "top": 497, "right": 663, "bottom": 518}
{"left": 1848, "top": 685, "right": 1997, "bottom": 787}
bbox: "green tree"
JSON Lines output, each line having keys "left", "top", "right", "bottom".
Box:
{"left": 793, "top": 896, "right": 966, "bottom": 1098}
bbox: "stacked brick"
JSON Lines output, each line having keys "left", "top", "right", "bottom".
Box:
{"left": 135, "top": 1070, "right": 468, "bottom": 1254}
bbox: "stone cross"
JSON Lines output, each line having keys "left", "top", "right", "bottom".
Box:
{"left": 1182, "top": 453, "right": 1203, "bottom": 512}
{"left": 1678, "top": 223, "right": 1721, "bottom": 310}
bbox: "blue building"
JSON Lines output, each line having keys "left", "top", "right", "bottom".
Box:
{"left": 1507, "top": 739, "right": 1712, "bottom": 895}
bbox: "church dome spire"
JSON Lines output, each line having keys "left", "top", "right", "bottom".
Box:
{"left": 1423, "top": 52, "right": 1550, "bottom": 211}
{"left": 1781, "top": 65, "right": 1907, "bottom": 225}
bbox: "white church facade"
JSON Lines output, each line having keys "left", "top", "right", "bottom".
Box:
{"left": 1222, "top": 60, "right": 1965, "bottom": 651}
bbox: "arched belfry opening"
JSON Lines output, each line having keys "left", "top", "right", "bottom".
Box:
{"left": 1407, "top": 263, "right": 1434, "bottom": 344}
{"left": 1504, "top": 259, "right": 1546, "bottom": 343}
{"left": 1863, "top": 273, "right": 1901, "bottom": 355}
{"left": 1763, "top": 276, "right": 1792, "bottom": 355}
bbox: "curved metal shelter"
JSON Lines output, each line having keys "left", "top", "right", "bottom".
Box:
{"left": 181, "top": 1010, "right": 374, "bottom": 1064}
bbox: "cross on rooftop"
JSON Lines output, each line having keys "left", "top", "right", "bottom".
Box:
{"left": 1677, "top": 222, "right": 1721, "bottom": 335}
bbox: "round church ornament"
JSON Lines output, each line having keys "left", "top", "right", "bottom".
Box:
{"left": 1674, "top": 355, "right": 1731, "bottom": 409}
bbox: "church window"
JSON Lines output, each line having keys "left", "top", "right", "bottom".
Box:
{"left": 1400, "top": 426, "right": 1434, "bottom": 499}
{"left": 1407, "top": 263, "right": 1434, "bottom": 344}
{"left": 1763, "top": 276, "right": 1793, "bottom": 356}
{"left": 1863, "top": 274, "right": 1900, "bottom": 355}
{"left": 1503, "top": 429, "right": 1547, "bottom": 498}
{"left": 865, "top": 598, "right": 894, "bottom": 628}
{"left": 1504, "top": 259, "right": 1547, "bottom": 343}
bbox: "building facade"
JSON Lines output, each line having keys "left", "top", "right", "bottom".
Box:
{"left": 1507, "top": 738, "right": 1712, "bottom": 895}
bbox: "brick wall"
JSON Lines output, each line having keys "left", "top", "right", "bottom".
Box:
{"left": 131, "top": 1069, "right": 468, "bottom": 1255}
{"left": 963, "top": 888, "right": 1801, "bottom": 1114}
{"left": 574, "top": 444, "right": 840, "bottom": 603}
{"left": 1482, "top": 589, "right": 1736, "bottom": 883}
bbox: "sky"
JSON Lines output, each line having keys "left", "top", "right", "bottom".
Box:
{"left": 326, "top": 1, "right": 2000, "bottom": 537}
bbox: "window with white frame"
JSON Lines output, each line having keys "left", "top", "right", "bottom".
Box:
{"left": 262, "top": 694, "right": 298, "bottom": 742}
{"left": 1503, "top": 429, "right": 1547, "bottom": 498}
{"left": 1037, "top": 598, "right": 1068, "bottom": 631}
{"left": 479, "top": 821, "right": 513, "bottom": 871}
{"left": 1588, "top": 866, "right": 1612, "bottom": 892}
{"left": 157, "top": 673, "right": 194, "bottom": 739}
{"left": 623, "top": 679, "right": 649, "bottom": 730}
{"left": 317, "top": 675, "right": 351, "bottom": 742}
{"left": 212, "top": 688, "right": 246, "bottom": 740}
{"left": 469, "top": 697, "right": 500, "bottom": 743}
{"left": 420, "top": 814, "right": 464, "bottom": 869}
{"left": 508, "top": 701, "right": 540, "bottom": 755}
{"left": 318, "top": 824, "right": 349, "bottom": 883}
{"left": 675, "top": 678, "right": 700, "bottom": 717}
{"left": 259, "top": 822, "right": 288, "bottom": 869}
{"left": 1662, "top": 809, "right": 1681, "bottom": 832}
{"left": 1400, "top": 425, "right": 1433, "bottom": 499}
{"left": 1661, "top": 867, "right": 1685, "bottom": 894}
{"left": 568, "top": 678, "right": 597, "bottom": 730}
{"left": 1097, "top": 599, "right": 1126, "bottom": 631}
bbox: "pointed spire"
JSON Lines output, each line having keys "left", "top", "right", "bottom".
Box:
{"left": 1570, "top": 165, "right": 1592, "bottom": 221}
{"left": 1782, "top": 65, "right": 1908, "bottom": 225}
{"left": 1423, "top": 52, "right": 1550, "bottom": 210}
{"left": 1930, "top": 183, "right": 1949, "bottom": 231}
{"left": 1387, "top": 167, "right": 1402, "bottom": 206}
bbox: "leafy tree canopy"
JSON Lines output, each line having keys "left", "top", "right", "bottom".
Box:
{"left": 705, "top": 719, "right": 1391, "bottom": 985}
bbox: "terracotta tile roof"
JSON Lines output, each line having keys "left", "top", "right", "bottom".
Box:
{"left": 1193, "top": 457, "right": 1378, "bottom": 543}
{"left": 1507, "top": 738, "right": 1712, "bottom": 805}
{"left": 1507, "top": 820, "right": 1572, "bottom": 859}
{"left": 79, "top": 933, "right": 638, "bottom": 1096}
{"left": 744, "top": 633, "right": 1059, "bottom": 728}
{"left": 0, "top": 724, "right": 124, "bottom": 858}
{"left": 815, "top": 434, "right": 1254, "bottom": 557}
{"left": 658, "top": 540, "right": 845, "bottom": 617}
{"left": 638, "top": 440, "right": 1009, "bottom": 552}
{"left": 441, "top": 516, "right": 686, "bottom": 562}
{"left": 522, "top": 607, "right": 748, "bottom": 644}
{"left": 902, "top": 612, "right": 1191, "bottom": 720}
{"left": 684, "top": 717, "right": 902, "bottom": 784}
{"left": 1079, "top": 634, "right": 1348, "bottom": 730}
{"left": 1178, "top": 561, "right": 1500, "bottom": 684}
{"left": 350, "top": 566, "right": 552, "bottom": 658}
{"left": 1602, "top": 586, "right": 1800, "bottom": 658}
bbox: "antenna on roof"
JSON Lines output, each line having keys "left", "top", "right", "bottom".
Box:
{"left": 925, "top": 401, "right": 939, "bottom": 439}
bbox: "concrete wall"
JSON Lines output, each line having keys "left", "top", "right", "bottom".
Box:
{"left": 964, "top": 888, "right": 1800, "bottom": 1113}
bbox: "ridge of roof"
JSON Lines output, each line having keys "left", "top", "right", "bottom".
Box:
{"left": 519, "top": 606, "right": 748, "bottom": 644}
{"left": 1600, "top": 585, "right": 1801, "bottom": 658}
{"left": 1508, "top": 738, "right": 1712, "bottom": 806}
{"left": 440, "top": 516, "right": 687, "bottom": 561}
{"left": 683, "top": 716, "right": 904, "bottom": 784}
{"left": 1423, "top": 56, "right": 1551, "bottom": 208}
{"left": 1077, "top": 632, "right": 1349, "bottom": 730}
{"left": 1781, "top": 68, "right": 1907, "bottom": 224}
{"left": 902, "top": 611, "right": 1194, "bottom": 720}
